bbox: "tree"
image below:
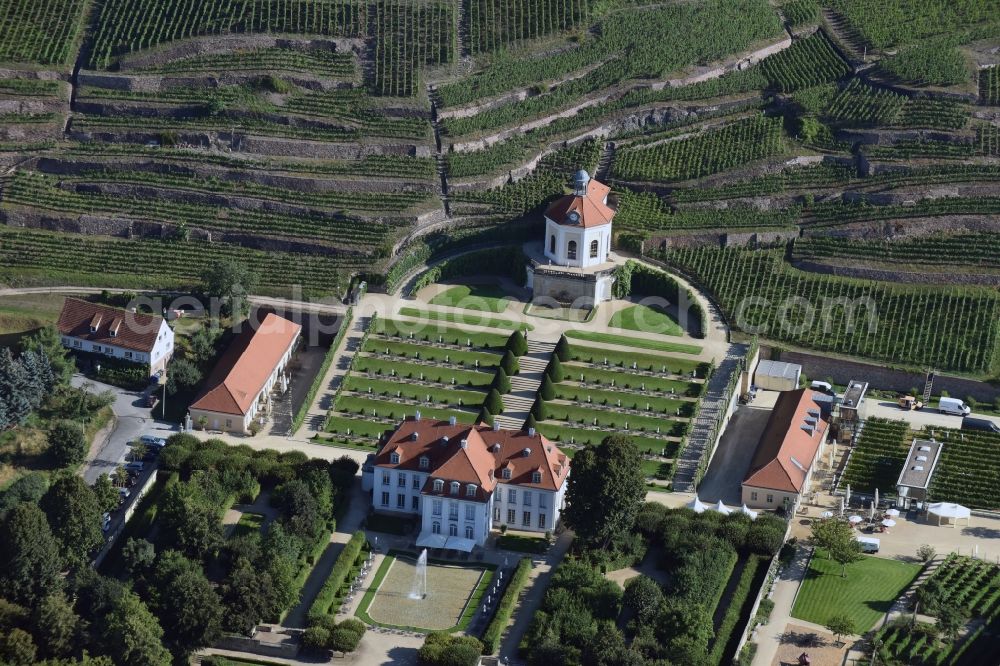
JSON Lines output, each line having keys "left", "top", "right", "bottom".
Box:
{"left": 419, "top": 632, "right": 483, "bottom": 666}
{"left": 121, "top": 538, "right": 156, "bottom": 579}
{"left": 546, "top": 355, "right": 563, "bottom": 382}
{"left": 829, "top": 534, "right": 863, "bottom": 578}
{"left": 98, "top": 591, "right": 171, "bottom": 666}
{"left": 523, "top": 413, "right": 537, "bottom": 432}
{"left": 157, "top": 483, "right": 223, "bottom": 559}
{"left": 539, "top": 374, "right": 555, "bottom": 401}
{"left": 500, "top": 350, "right": 519, "bottom": 376}
{"left": 274, "top": 479, "right": 323, "bottom": 540}
{"left": 92, "top": 474, "right": 120, "bottom": 514}
{"left": 492, "top": 367, "right": 511, "bottom": 394}
{"left": 40, "top": 473, "right": 104, "bottom": 569}
{"left": 220, "top": 557, "right": 269, "bottom": 635}
{"left": 147, "top": 551, "right": 223, "bottom": 658}
{"left": 531, "top": 398, "right": 547, "bottom": 421}
{"left": 200, "top": 259, "right": 258, "bottom": 319}
{"left": 917, "top": 544, "right": 936, "bottom": 563}
{"left": 936, "top": 602, "right": 967, "bottom": 643}
{"left": 506, "top": 330, "right": 527, "bottom": 356}
{"left": 554, "top": 334, "right": 570, "bottom": 361}
{"left": 22, "top": 326, "right": 72, "bottom": 386}
{"left": 0, "top": 472, "right": 48, "bottom": 516}
{"left": 623, "top": 575, "right": 664, "bottom": 625}
{"left": 562, "top": 435, "right": 645, "bottom": 550}
{"left": 329, "top": 619, "right": 366, "bottom": 653}
{"left": 0, "top": 347, "right": 37, "bottom": 428}
{"left": 0, "top": 503, "right": 63, "bottom": 606}
{"left": 825, "top": 613, "right": 855, "bottom": 646}
{"left": 48, "top": 420, "right": 87, "bottom": 467}
{"left": 811, "top": 518, "right": 856, "bottom": 564}
{"left": 31, "top": 593, "right": 80, "bottom": 659}
{"left": 484, "top": 388, "right": 504, "bottom": 415}
{"left": 165, "top": 357, "right": 202, "bottom": 397}
{"left": 0, "top": 628, "right": 37, "bottom": 665}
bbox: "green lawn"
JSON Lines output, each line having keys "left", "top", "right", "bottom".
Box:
{"left": 429, "top": 284, "right": 511, "bottom": 313}
{"left": 609, "top": 304, "right": 683, "bottom": 337}
{"left": 534, "top": 422, "right": 679, "bottom": 456}
{"left": 230, "top": 512, "right": 265, "bottom": 539}
{"left": 361, "top": 338, "right": 501, "bottom": 368}
{"left": 375, "top": 318, "right": 510, "bottom": 349}
{"left": 542, "top": 400, "right": 685, "bottom": 436}
{"left": 497, "top": 534, "right": 550, "bottom": 554}
{"left": 568, "top": 344, "right": 707, "bottom": 375}
{"left": 398, "top": 306, "right": 532, "bottom": 331}
{"left": 791, "top": 549, "right": 921, "bottom": 632}
{"left": 324, "top": 414, "right": 399, "bottom": 437}
{"left": 566, "top": 330, "right": 702, "bottom": 355}
{"left": 335, "top": 395, "right": 479, "bottom": 424}
{"left": 552, "top": 384, "right": 693, "bottom": 416}
{"left": 640, "top": 459, "right": 674, "bottom": 480}
{"left": 352, "top": 357, "right": 496, "bottom": 387}
{"left": 562, "top": 364, "right": 704, "bottom": 396}
{"left": 343, "top": 376, "right": 486, "bottom": 407}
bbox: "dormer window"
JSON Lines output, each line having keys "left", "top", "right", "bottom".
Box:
{"left": 449, "top": 481, "right": 460, "bottom": 495}
{"left": 433, "top": 479, "right": 444, "bottom": 492}
{"left": 502, "top": 468, "right": 512, "bottom": 480}
{"left": 532, "top": 471, "right": 542, "bottom": 484}
{"left": 466, "top": 484, "right": 477, "bottom": 497}
{"left": 419, "top": 456, "right": 429, "bottom": 469}
{"left": 390, "top": 452, "right": 400, "bottom": 464}
{"left": 109, "top": 317, "right": 122, "bottom": 337}
{"left": 89, "top": 313, "right": 102, "bottom": 333}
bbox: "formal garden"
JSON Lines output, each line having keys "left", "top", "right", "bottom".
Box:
{"left": 318, "top": 316, "right": 528, "bottom": 450}
{"left": 529, "top": 334, "right": 708, "bottom": 488}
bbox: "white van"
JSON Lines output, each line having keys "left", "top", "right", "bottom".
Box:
{"left": 939, "top": 397, "right": 971, "bottom": 416}
{"left": 856, "top": 536, "right": 880, "bottom": 553}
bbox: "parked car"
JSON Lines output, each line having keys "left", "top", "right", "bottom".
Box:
{"left": 938, "top": 397, "right": 972, "bottom": 416}
{"left": 102, "top": 512, "right": 111, "bottom": 532}
{"left": 124, "top": 461, "right": 144, "bottom": 473}
{"left": 961, "top": 416, "right": 1000, "bottom": 434}
{"left": 118, "top": 488, "right": 131, "bottom": 502}
{"left": 810, "top": 380, "right": 833, "bottom": 394}
{"left": 856, "top": 536, "right": 880, "bottom": 553}
{"left": 139, "top": 435, "right": 167, "bottom": 448}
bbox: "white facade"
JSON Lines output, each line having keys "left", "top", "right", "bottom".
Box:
{"left": 370, "top": 466, "right": 567, "bottom": 547}
{"left": 543, "top": 217, "right": 612, "bottom": 269}
{"left": 61, "top": 319, "right": 174, "bottom": 375}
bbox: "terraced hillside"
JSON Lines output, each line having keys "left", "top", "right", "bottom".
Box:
{"left": 0, "top": 0, "right": 997, "bottom": 375}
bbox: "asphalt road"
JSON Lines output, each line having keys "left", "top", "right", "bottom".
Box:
{"left": 72, "top": 375, "right": 177, "bottom": 484}
{"left": 697, "top": 405, "right": 772, "bottom": 505}
{"left": 863, "top": 399, "right": 1000, "bottom": 431}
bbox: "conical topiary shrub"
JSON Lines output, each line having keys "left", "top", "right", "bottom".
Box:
{"left": 506, "top": 330, "right": 528, "bottom": 356}
{"left": 477, "top": 409, "right": 494, "bottom": 427}
{"left": 532, "top": 397, "right": 547, "bottom": 421}
{"left": 524, "top": 413, "right": 538, "bottom": 432}
{"left": 539, "top": 374, "right": 555, "bottom": 401}
{"left": 554, "top": 334, "right": 571, "bottom": 362}
{"left": 484, "top": 388, "right": 505, "bottom": 415}
{"left": 547, "top": 356, "right": 563, "bottom": 382}
{"left": 493, "top": 367, "right": 512, "bottom": 394}
{"left": 501, "top": 350, "right": 520, "bottom": 376}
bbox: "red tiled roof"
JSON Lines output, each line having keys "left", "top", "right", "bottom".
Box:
{"left": 743, "top": 389, "right": 828, "bottom": 493}
{"left": 544, "top": 178, "right": 615, "bottom": 228}
{"left": 375, "top": 419, "right": 570, "bottom": 501}
{"left": 57, "top": 297, "right": 165, "bottom": 354}
{"left": 190, "top": 313, "right": 301, "bottom": 417}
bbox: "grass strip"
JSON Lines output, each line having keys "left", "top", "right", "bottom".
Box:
{"left": 398, "top": 306, "right": 532, "bottom": 331}
{"left": 566, "top": 329, "right": 702, "bottom": 355}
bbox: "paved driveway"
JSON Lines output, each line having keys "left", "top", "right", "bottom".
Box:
{"left": 864, "top": 398, "right": 1000, "bottom": 431}
{"left": 72, "top": 375, "right": 177, "bottom": 484}
{"left": 697, "top": 405, "right": 772, "bottom": 505}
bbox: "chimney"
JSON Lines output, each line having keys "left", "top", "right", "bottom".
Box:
{"left": 460, "top": 439, "right": 468, "bottom": 449}
{"left": 522, "top": 447, "right": 532, "bottom": 457}
{"left": 411, "top": 431, "right": 419, "bottom": 441}
{"left": 441, "top": 435, "right": 449, "bottom": 445}
{"left": 492, "top": 421, "right": 500, "bottom": 432}
{"left": 449, "top": 415, "right": 457, "bottom": 426}
{"left": 415, "top": 410, "right": 421, "bottom": 421}
{"left": 527, "top": 427, "right": 536, "bottom": 437}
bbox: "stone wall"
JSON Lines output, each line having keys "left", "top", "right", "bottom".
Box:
{"left": 531, "top": 269, "right": 608, "bottom": 306}
{"left": 762, "top": 347, "right": 1000, "bottom": 403}
{"left": 792, "top": 259, "right": 1000, "bottom": 286}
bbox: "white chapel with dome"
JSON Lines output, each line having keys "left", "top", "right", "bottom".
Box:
{"left": 525, "top": 169, "right": 619, "bottom": 307}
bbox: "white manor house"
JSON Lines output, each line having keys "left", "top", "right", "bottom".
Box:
{"left": 364, "top": 416, "right": 571, "bottom": 550}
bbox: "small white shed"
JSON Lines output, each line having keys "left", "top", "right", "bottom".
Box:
{"left": 754, "top": 360, "right": 802, "bottom": 392}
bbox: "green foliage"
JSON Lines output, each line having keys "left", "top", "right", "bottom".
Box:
{"left": 563, "top": 435, "right": 645, "bottom": 550}
{"left": 500, "top": 350, "right": 519, "bottom": 376}
{"left": 47, "top": 420, "right": 86, "bottom": 468}
{"left": 419, "top": 632, "right": 484, "bottom": 666}
{"left": 0, "top": 627, "right": 36, "bottom": 665}
{"left": 531, "top": 398, "right": 547, "bottom": 421}
{"left": 506, "top": 330, "right": 527, "bottom": 356}
{"left": 881, "top": 42, "right": 970, "bottom": 86}
{"left": 824, "top": 0, "right": 998, "bottom": 49}
{"left": 623, "top": 575, "right": 665, "bottom": 625}
{"left": 0, "top": 0, "right": 89, "bottom": 66}
{"left": 98, "top": 590, "right": 171, "bottom": 666}
{"left": 201, "top": 259, "right": 259, "bottom": 319}
{"left": 484, "top": 388, "right": 505, "bottom": 416}
{"left": 759, "top": 30, "right": 850, "bottom": 92}
{"left": 782, "top": 0, "right": 819, "bottom": 26}
{"left": 554, "top": 335, "right": 570, "bottom": 362}
{"left": 539, "top": 374, "right": 555, "bottom": 401}
{"left": 307, "top": 531, "right": 367, "bottom": 623}
{"left": 481, "top": 557, "right": 531, "bottom": 654}
{"left": 0, "top": 346, "right": 54, "bottom": 430}
{"left": 546, "top": 356, "right": 563, "bottom": 382}
{"left": 30, "top": 593, "right": 80, "bottom": 660}
{"left": 40, "top": 473, "right": 104, "bottom": 569}
{"left": 412, "top": 247, "right": 528, "bottom": 294}
{"left": 147, "top": 551, "right": 223, "bottom": 658}
{"left": 492, "top": 367, "right": 511, "bottom": 394}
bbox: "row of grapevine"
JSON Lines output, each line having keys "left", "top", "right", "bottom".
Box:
{"left": 780, "top": 0, "right": 819, "bottom": 27}
{"left": 0, "top": 0, "right": 89, "bottom": 66}
{"left": 840, "top": 418, "right": 910, "bottom": 493}
{"left": 611, "top": 114, "right": 785, "bottom": 183}
{"left": 465, "top": 0, "right": 589, "bottom": 55}
{"left": 759, "top": 30, "right": 851, "bottom": 92}
{"left": 615, "top": 189, "right": 799, "bottom": 231}
{"left": 370, "top": 0, "right": 455, "bottom": 97}
{"left": 806, "top": 197, "right": 1000, "bottom": 226}
{"left": 981, "top": 65, "right": 999, "bottom": 105}
{"left": 88, "top": 0, "right": 368, "bottom": 69}
{"left": 794, "top": 233, "right": 1000, "bottom": 269}
{"left": 133, "top": 45, "right": 356, "bottom": 77}
{"left": 929, "top": 428, "right": 1000, "bottom": 509}
{"left": 660, "top": 246, "right": 1000, "bottom": 373}
{"left": 824, "top": 0, "right": 998, "bottom": 49}
{"left": 0, "top": 226, "right": 358, "bottom": 296}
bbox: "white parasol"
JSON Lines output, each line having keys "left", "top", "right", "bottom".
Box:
{"left": 881, "top": 519, "right": 896, "bottom": 527}
{"left": 848, "top": 515, "right": 863, "bottom": 524}
{"left": 821, "top": 511, "right": 834, "bottom": 519}
{"left": 885, "top": 508, "right": 900, "bottom": 517}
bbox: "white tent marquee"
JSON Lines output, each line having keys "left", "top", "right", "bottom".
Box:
{"left": 711, "top": 500, "right": 733, "bottom": 515}
{"left": 927, "top": 502, "right": 971, "bottom": 527}
{"left": 740, "top": 504, "right": 759, "bottom": 520}
{"left": 687, "top": 497, "right": 708, "bottom": 514}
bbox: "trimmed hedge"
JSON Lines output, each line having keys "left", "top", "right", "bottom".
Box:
{"left": 481, "top": 557, "right": 532, "bottom": 654}
{"left": 410, "top": 246, "right": 528, "bottom": 295}
{"left": 614, "top": 260, "right": 707, "bottom": 339}
{"left": 306, "top": 530, "right": 367, "bottom": 624}
{"left": 292, "top": 307, "right": 353, "bottom": 434}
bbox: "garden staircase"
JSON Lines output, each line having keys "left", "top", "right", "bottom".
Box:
{"left": 494, "top": 339, "right": 555, "bottom": 431}
{"left": 887, "top": 557, "right": 943, "bottom": 621}
{"left": 595, "top": 142, "right": 616, "bottom": 181}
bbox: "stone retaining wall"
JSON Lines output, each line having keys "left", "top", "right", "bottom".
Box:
{"left": 791, "top": 259, "right": 1000, "bottom": 286}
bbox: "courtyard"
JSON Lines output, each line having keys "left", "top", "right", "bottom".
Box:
{"left": 357, "top": 552, "right": 492, "bottom": 632}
